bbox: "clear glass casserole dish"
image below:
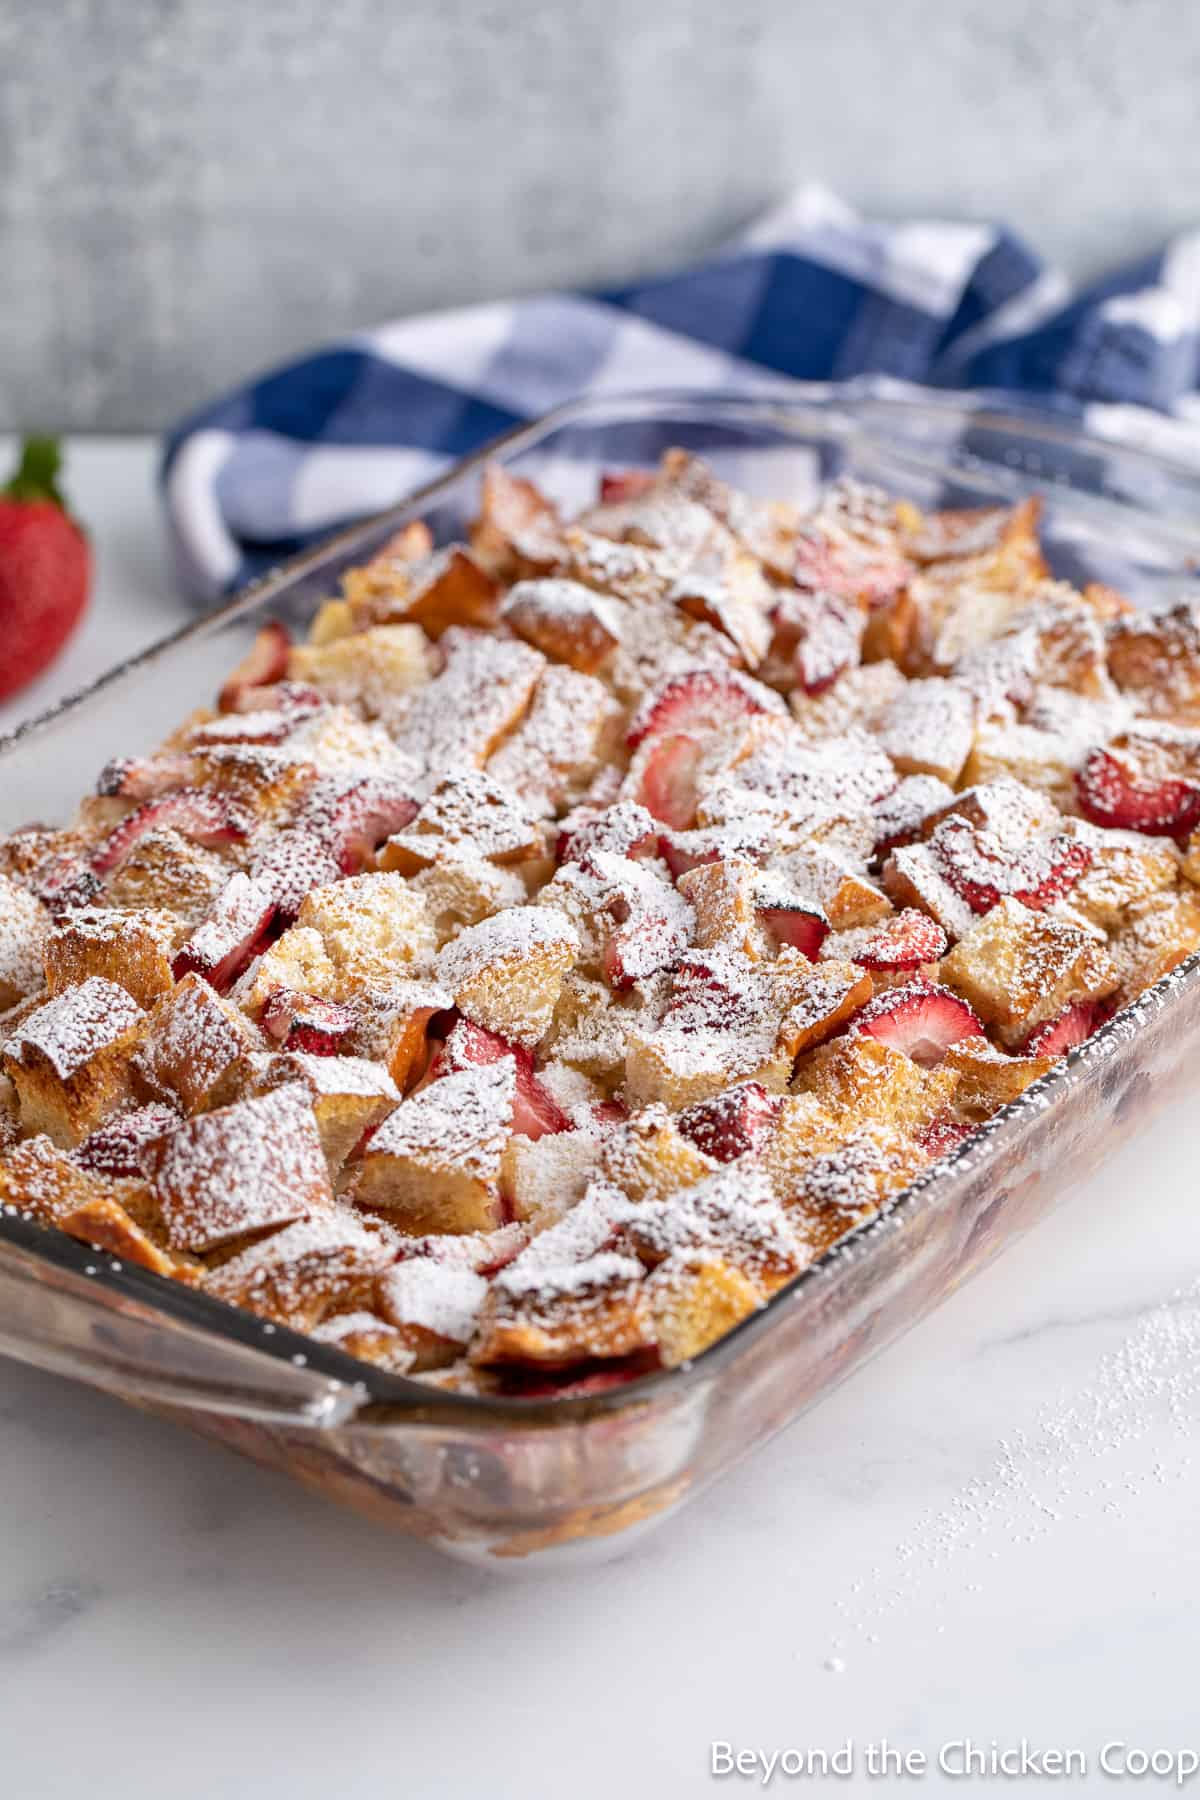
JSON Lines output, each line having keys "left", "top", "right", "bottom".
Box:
{"left": 4, "top": 382, "right": 1200, "bottom": 1565}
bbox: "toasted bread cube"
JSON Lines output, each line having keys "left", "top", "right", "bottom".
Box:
{"left": 0, "top": 1133, "right": 109, "bottom": 1224}
{"left": 542, "top": 972, "right": 635, "bottom": 1085}
{"left": 149, "top": 1082, "right": 332, "bottom": 1253}
{"left": 347, "top": 544, "right": 499, "bottom": 638}
{"left": 252, "top": 1051, "right": 399, "bottom": 1174}
{"left": 44, "top": 907, "right": 179, "bottom": 1007}
{"left": 500, "top": 1126, "right": 604, "bottom": 1229}
{"left": 1067, "top": 826, "right": 1179, "bottom": 928}
{"left": 487, "top": 665, "right": 622, "bottom": 818}
{"left": 959, "top": 718, "right": 1077, "bottom": 807}
{"left": 408, "top": 854, "right": 528, "bottom": 946}
{"left": 787, "top": 1123, "right": 928, "bottom": 1256}
{"left": 470, "top": 464, "right": 564, "bottom": 580}
{"left": 288, "top": 624, "right": 434, "bottom": 721}
{"left": 502, "top": 577, "right": 623, "bottom": 674}
{"left": 102, "top": 826, "right": 230, "bottom": 924}
{"left": 346, "top": 1060, "right": 515, "bottom": 1233}
{"left": 649, "top": 1255, "right": 763, "bottom": 1366}
{"left": 625, "top": 1165, "right": 806, "bottom": 1295}
{"left": 0, "top": 872, "right": 48, "bottom": 1009}
{"left": 308, "top": 1310, "right": 414, "bottom": 1371}
{"left": 1107, "top": 888, "right": 1200, "bottom": 1002}
{"left": 677, "top": 857, "right": 763, "bottom": 958}
{"left": 297, "top": 872, "right": 437, "bottom": 985}
{"left": 436, "top": 906, "right": 578, "bottom": 1047}
{"left": 58, "top": 1186, "right": 199, "bottom": 1281}
{"left": 205, "top": 1214, "right": 392, "bottom": 1329}
{"left": 348, "top": 978, "right": 452, "bottom": 1089}
{"left": 599, "top": 1104, "right": 716, "bottom": 1203}
{"left": 237, "top": 925, "right": 339, "bottom": 1017}
{"left": 472, "top": 1251, "right": 653, "bottom": 1368}
{"left": 761, "top": 1092, "right": 844, "bottom": 1203}
{"left": 883, "top": 841, "right": 977, "bottom": 942}
{"left": 374, "top": 1260, "right": 489, "bottom": 1369}
{"left": 378, "top": 769, "right": 544, "bottom": 875}
{"left": 778, "top": 959, "right": 875, "bottom": 1060}
{"left": 308, "top": 597, "right": 355, "bottom": 644}
{"left": 875, "top": 677, "right": 976, "bottom": 783}
{"left": 792, "top": 1034, "right": 959, "bottom": 1137}
{"left": 943, "top": 1034, "right": 1056, "bottom": 1115}
{"left": 790, "top": 660, "right": 906, "bottom": 739}
{"left": 939, "top": 897, "right": 1120, "bottom": 1046}
{"left": 1106, "top": 601, "right": 1200, "bottom": 723}
{"left": 388, "top": 629, "right": 545, "bottom": 777}
{"left": 1, "top": 978, "right": 144, "bottom": 1147}
{"left": 135, "top": 973, "right": 260, "bottom": 1114}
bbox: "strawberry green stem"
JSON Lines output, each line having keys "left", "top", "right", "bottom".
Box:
{"left": 3, "top": 435, "right": 67, "bottom": 509}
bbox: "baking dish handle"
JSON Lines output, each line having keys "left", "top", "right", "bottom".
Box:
{"left": 0, "top": 1251, "right": 364, "bottom": 1428}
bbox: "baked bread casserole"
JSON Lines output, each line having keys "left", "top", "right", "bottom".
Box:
{"left": 2, "top": 452, "right": 1198, "bottom": 1397}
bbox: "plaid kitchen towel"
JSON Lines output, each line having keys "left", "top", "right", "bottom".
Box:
{"left": 162, "top": 184, "right": 1200, "bottom": 601}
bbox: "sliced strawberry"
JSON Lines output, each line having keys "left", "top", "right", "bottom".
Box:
{"left": 260, "top": 987, "right": 357, "bottom": 1054}
{"left": 172, "top": 873, "right": 276, "bottom": 992}
{"left": 853, "top": 980, "right": 982, "bottom": 1066}
{"left": 917, "top": 1113, "right": 975, "bottom": 1161}
{"left": 1022, "top": 999, "right": 1110, "bottom": 1058}
{"left": 299, "top": 774, "right": 420, "bottom": 875}
{"left": 227, "top": 678, "right": 322, "bottom": 718}
{"left": 74, "top": 1103, "right": 179, "bottom": 1179}
{"left": 930, "top": 818, "right": 1093, "bottom": 914}
{"left": 591, "top": 1097, "right": 629, "bottom": 1128}
{"left": 871, "top": 774, "right": 956, "bottom": 856}
{"left": 754, "top": 879, "right": 829, "bottom": 958}
{"left": 636, "top": 733, "right": 701, "bottom": 830}
{"left": 512, "top": 1068, "right": 572, "bottom": 1140}
{"left": 192, "top": 683, "right": 324, "bottom": 746}
{"left": 217, "top": 620, "right": 291, "bottom": 711}
{"left": 626, "top": 666, "right": 785, "bottom": 750}
{"left": 27, "top": 850, "right": 102, "bottom": 912}
{"left": 657, "top": 820, "right": 774, "bottom": 880}
{"left": 771, "top": 590, "right": 862, "bottom": 696}
{"left": 427, "top": 1018, "right": 569, "bottom": 1139}
{"left": 92, "top": 788, "right": 250, "bottom": 877}
{"left": 603, "top": 900, "right": 691, "bottom": 990}
{"left": 500, "top": 1355, "right": 658, "bottom": 1398}
{"left": 793, "top": 531, "right": 909, "bottom": 609}
{"left": 251, "top": 828, "right": 343, "bottom": 922}
{"left": 599, "top": 470, "right": 657, "bottom": 504}
{"left": 1076, "top": 744, "right": 1200, "bottom": 838}
{"left": 556, "top": 800, "right": 659, "bottom": 866}
{"left": 96, "top": 753, "right": 194, "bottom": 800}
{"left": 854, "top": 909, "right": 948, "bottom": 971}
{"left": 677, "top": 1081, "right": 781, "bottom": 1163}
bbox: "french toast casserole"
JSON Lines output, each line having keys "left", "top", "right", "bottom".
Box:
{"left": 2, "top": 451, "right": 1198, "bottom": 1398}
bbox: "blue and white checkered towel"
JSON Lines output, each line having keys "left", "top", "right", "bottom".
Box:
{"left": 163, "top": 184, "right": 1200, "bottom": 602}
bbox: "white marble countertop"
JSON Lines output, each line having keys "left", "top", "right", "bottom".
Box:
{"left": 2, "top": 441, "right": 1200, "bottom": 1799}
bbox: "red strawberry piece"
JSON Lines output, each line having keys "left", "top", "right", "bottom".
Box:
{"left": 0, "top": 437, "right": 91, "bottom": 702}
{"left": 917, "top": 1113, "right": 975, "bottom": 1161}
{"left": 192, "top": 683, "right": 324, "bottom": 747}
{"left": 677, "top": 1081, "right": 781, "bottom": 1163}
{"left": 854, "top": 909, "right": 948, "bottom": 971}
{"left": 556, "top": 801, "right": 659, "bottom": 866}
{"left": 603, "top": 896, "right": 690, "bottom": 990}
{"left": 599, "top": 470, "right": 658, "bottom": 503}
{"left": 636, "top": 733, "right": 701, "bottom": 830}
{"left": 853, "top": 980, "right": 982, "bottom": 1066}
{"left": 871, "top": 774, "right": 956, "bottom": 856}
{"left": 92, "top": 788, "right": 251, "bottom": 877}
{"left": 428, "top": 1018, "right": 570, "bottom": 1138}
{"left": 74, "top": 1103, "right": 179, "bottom": 1179}
{"left": 930, "top": 817, "right": 1093, "bottom": 913}
{"left": 1076, "top": 744, "right": 1200, "bottom": 838}
{"left": 227, "top": 679, "right": 322, "bottom": 718}
{"left": 511, "top": 1066, "right": 572, "bottom": 1140}
{"left": 251, "top": 828, "right": 343, "bottom": 922}
{"left": 793, "top": 530, "right": 909, "bottom": 610}
{"left": 502, "top": 1356, "right": 657, "bottom": 1398}
{"left": 96, "top": 753, "right": 194, "bottom": 800}
{"left": 171, "top": 873, "right": 276, "bottom": 992}
{"left": 299, "top": 774, "right": 420, "bottom": 875}
{"left": 754, "top": 877, "right": 829, "bottom": 957}
{"left": 626, "top": 666, "right": 785, "bottom": 750}
{"left": 217, "top": 621, "right": 291, "bottom": 711}
{"left": 1022, "top": 999, "right": 1109, "bottom": 1057}
{"left": 657, "top": 821, "right": 774, "bottom": 880}
{"left": 591, "top": 1098, "right": 629, "bottom": 1128}
{"left": 260, "top": 988, "right": 357, "bottom": 1054}
{"left": 771, "top": 589, "right": 862, "bottom": 696}
{"left": 27, "top": 850, "right": 102, "bottom": 912}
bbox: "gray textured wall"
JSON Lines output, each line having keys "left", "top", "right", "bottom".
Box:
{"left": 4, "top": 0, "right": 1200, "bottom": 431}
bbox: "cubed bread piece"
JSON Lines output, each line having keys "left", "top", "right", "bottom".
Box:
{"left": 435, "top": 906, "right": 578, "bottom": 1047}
{"left": 1, "top": 978, "right": 145, "bottom": 1147}
{"left": 939, "top": 897, "right": 1120, "bottom": 1046}
{"left": 648, "top": 1255, "right": 763, "bottom": 1366}
{"left": 792, "top": 1033, "right": 959, "bottom": 1137}
{"left": 345, "top": 1060, "right": 515, "bottom": 1233}
{"left": 44, "top": 906, "right": 179, "bottom": 1007}
{"left": 58, "top": 1184, "right": 200, "bottom": 1281}
{"left": 347, "top": 543, "right": 499, "bottom": 638}
{"left": 308, "top": 597, "right": 354, "bottom": 644}
{"left": 1106, "top": 888, "right": 1200, "bottom": 1002}
{"left": 135, "top": 972, "right": 260, "bottom": 1113}
{"left": 787, "top": 1123, "right": 929, "bottom": 1258}
{"left": 0, "top": 1133, "right": 113, "bottom": 1225}
{"left": 190, "top": 743, "right": 318, "bottom": 824}
{"left": 374, "top": 1260, "right": 490, "bottom": 1369}
{"left": 943, "top": 1035, "right": 1056, "bottom": 1116}
{"left": 502, "top": 577, "right": 624, "bottom": 674}
{"left": 790, "top": 660, "right": 906, "bottom": 739}
{"left": 469, "top": 464, "right": 564, "bottom": 579}
{"left": 472, "top": 1250, "right": 654, "bottom": 1368}
{"left": 149, "top": 1082, "right": 333, "bottom": 1253}
{"left": 599, "top": 1104, "right": 716, "bottom": 1203}
{"left": 387, "top": 629, "right": 545, "bottom": 778}
{"left": 102, "top": 826, "right": 230, "bottom": 924}
{"left": 677, "top": 857, "right": 764, "bottom": 958}
{"left": 409, "top": 854, "right": 528, "bottom": 946}
{"left": 500, "top": 1124, "right": 605, "bottom": 1229}
{"left": 541, "top": 972, "right": 636, "bottom": 1086}
{"left": 761, "top": 1092, "right": 845, "bottom": 1204}
{"left": 0, "top": 872, "right": 48, "bottom": 1009}
{"left": 625, "top": 1165, "right": 806, "bottom": 1296}
{"left": 205, "top": 1214, "right": 392, "bottom": 1329}
{"left": 287, "top": 624, "right": 434, "bottom": 722}
{"left": 487, "top": 664, "right": 622, "bottom": 817}
{"left": 958, "top": 717, "right": 1079, "bottom": 807}
{"left": 1066, "top": 825, "right": 1179, "bottom": 928}
{"left": 347, "top": 979, "right": 452, "bottom": 1090}
{"left": 251, "top": 1050, "right": 399, "bottom": 1174}
{"left": 378, "top": 769, "right": 544, "bottom": 874}
{"left": 297, "top": 872, "right": 437, "bottom": 985}
{"left": 1106, "top": 601, "right": 1200, "bottom": 723}
{"left": 875, "top": 677, "right": 976, "bottom": 783}
{"left": 882, "top": 841, "right": 977, "bottom": 943}
{"left": 237, "top": 925, "right": 339, "bottom": 1017}
{"left": 308, "top": 1309, "right": 414, "bottom": 1371}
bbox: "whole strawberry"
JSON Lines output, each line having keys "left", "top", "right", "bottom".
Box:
{"left": 0, "top": 437, "right": 91, "bottom": 702}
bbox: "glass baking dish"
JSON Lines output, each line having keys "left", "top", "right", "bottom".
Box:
{"left": 4, "top": 383, "right": 1200, "bottom": 1565}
